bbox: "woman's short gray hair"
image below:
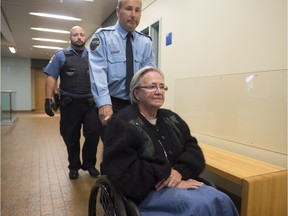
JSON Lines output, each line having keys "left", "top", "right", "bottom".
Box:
{"left": 117, "top": 0, "right": 122, "bottom": 8}
{"left": 130, "top": 66, "right": 164, "bottom": 104}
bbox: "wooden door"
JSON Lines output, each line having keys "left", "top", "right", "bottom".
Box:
{"left": 33, "top": 68, "right": 46, "bottom": 112}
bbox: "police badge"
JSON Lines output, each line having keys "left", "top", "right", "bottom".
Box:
{"left": 90, "top": 37, "right": 100, "bottom": 51}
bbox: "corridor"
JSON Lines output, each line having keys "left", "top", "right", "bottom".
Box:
{"left": 1, "top": 112, "right": 103, "bottom": 216}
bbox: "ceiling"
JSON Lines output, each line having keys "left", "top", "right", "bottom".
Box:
{"left": 1, "top": 0, "right": 119, "bottom": 60}
{"left": 1, "top": 0, "right": 155, "bottom": 60}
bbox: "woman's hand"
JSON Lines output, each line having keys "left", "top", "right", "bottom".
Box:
{"left": 155, "top": 178, "right": 204, "bottom": 191}
{"left": 176, "top": 179, "right": 204, "bottom": 189}
{"left": 155, "top": 167, "right": 204, "bottom": 191}
{"left": 155, "top": 168, "right": 182, "bottom": 191}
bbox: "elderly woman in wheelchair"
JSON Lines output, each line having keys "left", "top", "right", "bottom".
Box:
{"left": 89, "top": 66, "right": 239, "bottom": 216}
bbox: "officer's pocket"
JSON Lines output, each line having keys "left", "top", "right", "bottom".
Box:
{"left": 108, "top": 53, "right": 126, "bottom": 78}
{"left": 134, "top": 54, "right": 143, "bottom": 70}
{"left": 60, "top": 97, "right": 72, "bottom": 108}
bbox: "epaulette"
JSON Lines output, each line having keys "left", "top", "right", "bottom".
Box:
{"left": 96, "top": 26, "right": 115, "bottom": 33}
{"left": 135, "top": 30, "right": 152, "bottom": 41}
{"left": 55, "top": 49, "right": 64, "bottom": 54}
{"left": 63, "top": 49, "right": 74, "bottom": 56}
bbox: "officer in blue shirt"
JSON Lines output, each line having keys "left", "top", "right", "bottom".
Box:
{"left": 44, "top": 26, "right": 100, "bottom": 180}
{"left": 89, "top": 0, "right": 155, "bottom": 139}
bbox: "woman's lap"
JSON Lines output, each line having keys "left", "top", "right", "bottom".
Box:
{"left": 138, "top": 185, "right": 239, "bottom": 216}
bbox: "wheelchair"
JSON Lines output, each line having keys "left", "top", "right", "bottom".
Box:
{"left": 88, "top": 175, "right": 140, "bottom": 216}
{"left": 88, "top": 175, "right": 216, "bottom": 216}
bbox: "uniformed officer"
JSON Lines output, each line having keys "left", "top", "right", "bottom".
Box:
{"left": 89, "top": 0, "right": 155, "bottom": 140}
{"left": 44, "top": 26, "right": 100, "bottom": 180}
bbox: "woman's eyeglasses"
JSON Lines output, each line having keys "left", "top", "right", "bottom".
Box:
{"left": 136, "top": 85, "right": 168, "bottom": 91}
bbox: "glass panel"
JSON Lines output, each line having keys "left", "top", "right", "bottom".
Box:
{"left": 1, "top": 90, "right": 17, "bottom": 124}
{"left": 175, "top": 70, "right": 287, "bottom": 154}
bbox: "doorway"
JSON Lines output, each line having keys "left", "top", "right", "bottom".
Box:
{"left": 32, "top": 68, "right": 46, "bottom": 112}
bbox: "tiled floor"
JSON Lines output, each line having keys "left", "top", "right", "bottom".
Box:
{"left": 1, "top": 112, "right": 103, "bottom": 216}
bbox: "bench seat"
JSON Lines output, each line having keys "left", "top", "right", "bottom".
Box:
{"left": 199, "top": 143, "right": 287, "bottom": 216}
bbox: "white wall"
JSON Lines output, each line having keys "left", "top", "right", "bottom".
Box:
{"left": 1, "top": 58, "right": 32, "bottom": 111}
{"left": 138, "top": 0, "right": 287, "bottom": 168}
{"left": 1, "top": 0, "right": 287, "bottom": 167}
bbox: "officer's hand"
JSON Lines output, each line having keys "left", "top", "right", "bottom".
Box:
{"left": 45, "top": 98, "right": 55, "bottom": 117}
{"left": 99, "top": 105, "right": 113, "bottom": 126}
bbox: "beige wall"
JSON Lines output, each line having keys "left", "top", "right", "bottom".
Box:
{"left": 138, "top": 0, "right": 287, "bottom": 168}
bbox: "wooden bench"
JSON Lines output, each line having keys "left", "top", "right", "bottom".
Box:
{"left": 199, "top": 143, "right": 287, "bottom": 216}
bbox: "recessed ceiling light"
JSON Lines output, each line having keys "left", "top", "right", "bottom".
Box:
{"left": 9, "top": 47, "right": 16, "bottom": 53}
{"left": 29, "top": 12, "right": 81, "bottom": 21}
{"left": 32, "top": 38, "right": 69, "bottom": 43}
{"left": 31, "top": 27, "right": 70, "bottom": 34}
{"left": 33, "top": 45, "right": 63, "bottom": 50}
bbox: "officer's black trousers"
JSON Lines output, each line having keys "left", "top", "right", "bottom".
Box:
{"left": 59, "top": 98, "right": 100, "bottom": 171}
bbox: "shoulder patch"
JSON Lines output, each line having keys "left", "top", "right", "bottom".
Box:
{"left": 49, "top": 49, "right": 65, "bottom": 63}
{"left": 49, "top": 54, "right": 56, "bottom": 64}
{"left": 90, "top": 37, "right": 100, "bottom": 52}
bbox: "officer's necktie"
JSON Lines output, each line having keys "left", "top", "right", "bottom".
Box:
{"left": 126, "top": 32, "right": 134, "bottom": 92}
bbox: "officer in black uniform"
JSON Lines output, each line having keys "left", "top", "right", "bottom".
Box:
{"left": 44, "top": 26, "right": 100, "bottom": 180}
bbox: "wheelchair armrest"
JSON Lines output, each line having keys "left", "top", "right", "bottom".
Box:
{"left": 197, "top": 177, "right": 217, "bottom": 188}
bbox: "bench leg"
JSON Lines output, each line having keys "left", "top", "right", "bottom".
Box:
{"left": 241, "top": 170, "right": 287, "bottom": 216}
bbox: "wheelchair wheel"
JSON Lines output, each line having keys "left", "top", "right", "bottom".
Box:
{"left": 88, "top": 175, "right": 127, "bottom": 216}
